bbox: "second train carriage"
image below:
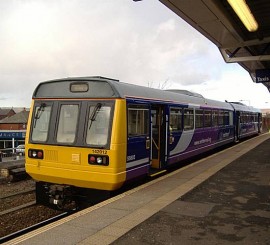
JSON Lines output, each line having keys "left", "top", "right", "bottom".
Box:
{"left": 229, "top": 102, "right": 261, "bottom": 140}
{"left": 25, "top": 77, "right": 261, "bottom": 206}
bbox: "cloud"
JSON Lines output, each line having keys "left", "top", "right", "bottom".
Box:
{"left": 0, "top": 0, "right": 267, "bottom": 108}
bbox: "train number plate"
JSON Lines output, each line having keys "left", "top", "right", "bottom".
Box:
{"left": 92, "top": 149, "right": 107, "bottom": 155}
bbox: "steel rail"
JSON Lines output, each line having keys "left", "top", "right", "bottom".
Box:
{"left": 0, "top": 211, "right": 68, "bottom": 244}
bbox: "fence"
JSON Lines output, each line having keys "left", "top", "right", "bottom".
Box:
{"left": 262, "top": 116, "right": 270, "bottom": 132}
{"left": 0, "top": 147, "right": 25, "bottom": 162}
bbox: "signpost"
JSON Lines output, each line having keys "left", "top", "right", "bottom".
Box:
{"left": 0, "top": 131, "right": 26, "bottom": 154}
{"left": 0, "top": 131, "right": 26, "bottom": 139}
{"left": 256, "top": 69, "right": 270, "bottom": 92}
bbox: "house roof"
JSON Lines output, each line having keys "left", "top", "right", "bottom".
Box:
{"left": 0, "top": 108, "right": 15, "bottom": 116}
{"left": 0, "top": 110, "right": 29, "bottom": 124}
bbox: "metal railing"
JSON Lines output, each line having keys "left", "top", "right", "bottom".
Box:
{"left": 0, "top": 148, "right": 25, "bottom": 162}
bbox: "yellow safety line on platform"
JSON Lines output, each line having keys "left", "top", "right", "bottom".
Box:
{"left": 149, "top": 169, "right": 167, "bottom": 177}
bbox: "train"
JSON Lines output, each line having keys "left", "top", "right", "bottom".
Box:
{"left": 25, "top": 76, "right": 261, "bottom": 208}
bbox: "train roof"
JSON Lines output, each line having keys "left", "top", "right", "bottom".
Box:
{"left": 228, "top": 102, "right": 261, "bottom": 113}
{"left": 33, "top": 76, "right": 259, "bottom": 112}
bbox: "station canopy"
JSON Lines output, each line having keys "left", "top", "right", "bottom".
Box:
{"left": 157, "top": 0, "right": 270, "bottom": 92}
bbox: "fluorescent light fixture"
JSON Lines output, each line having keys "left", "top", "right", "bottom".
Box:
{"left": 227, "top": 0, "right": 258, "bottom": 32}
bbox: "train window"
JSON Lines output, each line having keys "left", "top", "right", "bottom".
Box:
{"left": 254, "top": 113, "right": 258, "bottom": 122}
{"left": 195, "top": 109, "right": 204, "bottom": 128}
{"left": 240, "top": 112, "right": 248, "bottom": 123}
{"left": 31, "top": 104, "right": 52, "bottom": 142}
{"left": 170, "top": 108, "right": 182, "bottom": 132}
{"left": 56, "top": 104, "right": 79, "bottom": 143}
{"left": 212, "top": 110, "right": 219, "bottom": 127}
{"left": 240, "top": 112, "right": 243, "bottom": 123}
{"left": 204, "top": 110, "right": 212, "bottom": 127}
{"left": 86, "top": 105, "right": 111, "bottom": 146}
{"left": 184, "top": 108, "right": 194, "bottom": 131}
{"left": 250, "top": 113, "right": 254, "bottom": 122}
{"left": 223, "top": 111, "right": 230, "bottom": 125}
{"left": 128, "top": 106, "right": 149, "bottom": 136}
{"left": 218, "top": 111, "right": 224, "bottom": 126}
{"left": 217, "top": 110, "right": 231, "bottom": 126}
{"left": 229, "top": 111, "right": 234, "bottom": 125}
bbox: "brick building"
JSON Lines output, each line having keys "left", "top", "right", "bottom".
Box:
{"left": 0, "top": 108, "right": 29, "bottom": 150}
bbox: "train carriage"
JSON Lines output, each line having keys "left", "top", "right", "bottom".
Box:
{"left": 25, "top": 76, "right": 261, "bottom": 207}
{"left": 229, "top": 102, "right": 262, "bottom": 140}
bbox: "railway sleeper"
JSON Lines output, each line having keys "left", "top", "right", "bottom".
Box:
{"left": 6, "top": 167, "right": 28, "bottom": 182}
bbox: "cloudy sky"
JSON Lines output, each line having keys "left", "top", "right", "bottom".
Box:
{"left": 1, "top": 0, "right": 269, "bottom": 108}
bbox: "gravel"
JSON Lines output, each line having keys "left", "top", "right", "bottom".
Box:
{"left": 0, "top": 178, "right": 63, "bottom": 238}
{"left": 0, "top": 179, "right": 35, "bottom": 198}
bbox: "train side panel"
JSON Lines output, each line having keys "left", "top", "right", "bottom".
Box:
{"left": 238, "top": 112, "right": 260, "bottom": 139}
{"left": 168, "top": 107, "right": 235, "bottom": 164}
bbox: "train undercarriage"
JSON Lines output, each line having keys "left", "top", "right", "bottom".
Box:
{"left": 35, "top": 182, "right": 110, "bottom": 210}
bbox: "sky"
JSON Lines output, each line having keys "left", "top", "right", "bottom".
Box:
{"left": 1, "top": 0, "right": 269, "bottom": 109}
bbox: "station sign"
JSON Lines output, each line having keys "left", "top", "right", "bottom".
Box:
{"left": 0, "top": 131, "right": 26, "bottom": 139}
{"left": 255, "top": 69, "right": 270, "bottom": 83}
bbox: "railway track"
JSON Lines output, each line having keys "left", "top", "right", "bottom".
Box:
{"left": 0, "top": 189, "right": 35, "bottom": 214}
{"left": 0, "top": 211, "right": 69, "bottom": 244}
{"left": 0, "top": 201, "right": 36, "bottom": 216}
{"left": 0, "top": 202, "right": 65, "bottom": 240}
{"left": 0, "top": 188, "right": 35, "bottom": 200}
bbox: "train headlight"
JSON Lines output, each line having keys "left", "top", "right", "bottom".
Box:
{"left": 88, "top": 154, "right": 109, "bottom": 166}
{"left": 28, "top": 149, "right": 44, "bottom": 159}
{"left": 96, "top": 157, "right": 103, "bottom": 164}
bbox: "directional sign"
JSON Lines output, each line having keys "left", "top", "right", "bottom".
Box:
{"left": 0, "top": 131, "right": 26, "bottom": 139}
{"left": 255, "top": 69, "right": 270, "bottom": 83}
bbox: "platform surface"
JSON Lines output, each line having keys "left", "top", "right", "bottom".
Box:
{"left": 4, "top": 133, "right": 270, "bottom": 245}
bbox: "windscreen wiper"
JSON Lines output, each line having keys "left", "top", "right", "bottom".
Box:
{"left": 33, "top": 103, "right": 46, "bottom": 128}
{"left": 88, "top": 103, "right": 102, "bottom": 130}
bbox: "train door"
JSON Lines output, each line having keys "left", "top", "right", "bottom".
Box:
{"left": 258, "top": 112, "right": 262, "bottom": 133}
{"left": 126, "top": 104, "right": 150, "bottom": 178}
{"left": 235, "top": 111, "right": 240, "bottom": 141}
{"left": 150, "top": 104, "right": 168, "bottom": 171}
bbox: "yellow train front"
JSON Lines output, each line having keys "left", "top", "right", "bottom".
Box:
{"left": 26, "top": 77, "right": 128, "bottom": 207}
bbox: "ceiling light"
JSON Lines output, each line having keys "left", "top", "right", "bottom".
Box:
{"left": 227, "top": 0, "right": 258, "bottom": 32}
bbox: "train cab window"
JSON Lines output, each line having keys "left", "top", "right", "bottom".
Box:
{"left": 56, "top": 104, "right": 79, "bottom": 143}
{"left": 204, "top": 110, "right": 212, "bottom": 127}
{"left": 31, "top": 103, "right": 52, "bottom": 142}
{"left": 184, "top": 108, "right": 194, "bottom": 131}
{"left": 86, "top": 105, "right": 112, "bottom": 146}
{"left": 170, "top": 107, "right": 182, "bottom": 132}
{"left": 195, "top": 109, "right": 204, "bottom": 128}
{"left": 128, "top": 106, "right": 149, "bottom": 136}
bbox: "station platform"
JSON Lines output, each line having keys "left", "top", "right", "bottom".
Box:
{"left": 4, "top": 133, "right": 270, "bottom": 245}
